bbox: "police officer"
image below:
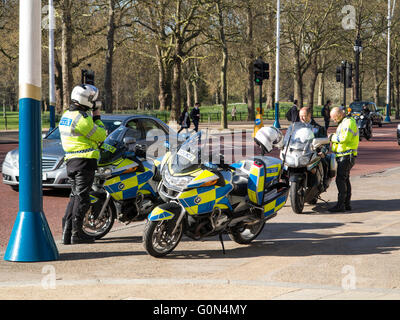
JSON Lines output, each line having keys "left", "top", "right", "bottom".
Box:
{"left": 59, "top": 84, "right": 107, "bottom": 244}
{"left": 328, "top": 107, "right": 359, "bottom": 212}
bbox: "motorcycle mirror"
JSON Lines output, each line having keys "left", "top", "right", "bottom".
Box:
{"left": 312, "top": 137, "right": 331, "bottom": 150}
{"left": 123, "top": 137, "right": 136, "bottom": 146}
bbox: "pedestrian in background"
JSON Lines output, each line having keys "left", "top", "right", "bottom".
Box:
{"left": 321, "top": 100, "right": 332, "bottom": 132}
{"left": 286, "top": 100, "right": 300, "bottom": 123}
{"left": 178, "top": 105, "right": 190, "bottom": 135}
{"left": 191, "top": 102, "right": 201, "bottom": 132}
{"left": 231, "top": 105, "right": 237, "bottom": 121}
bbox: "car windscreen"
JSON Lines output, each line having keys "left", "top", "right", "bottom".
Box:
{"left": 349, "top": 102, "right": 369, "bottom": 113}
{"left": 45, "top": 119, "right": 122, "bottom": 140}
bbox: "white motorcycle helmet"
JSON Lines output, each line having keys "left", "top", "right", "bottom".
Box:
{"left": 71, "top": 84, "right": 99, "bottom": 109}
{"left": 255, "top": 126, "right": 283, "bottom": 153}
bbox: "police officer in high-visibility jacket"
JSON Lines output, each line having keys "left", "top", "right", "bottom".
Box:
{"left": 59, "top": 84, "right": 107, "bottom": 244}
{"left": 328, "top": 107, "right": 359, "bottom": 212}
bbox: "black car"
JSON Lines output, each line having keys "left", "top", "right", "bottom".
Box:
{"left": 2, "top": 114, "right": 181, "bottom": 190}
{"left": 397, "top": 124, "right": 400, "bottom": 145}
{"left": 349, "top": 101, "right": 383, "bottom": 127}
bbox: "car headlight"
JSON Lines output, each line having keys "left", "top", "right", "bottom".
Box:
{"left": 4, "top": 152, "right": 18, "bottom": 168}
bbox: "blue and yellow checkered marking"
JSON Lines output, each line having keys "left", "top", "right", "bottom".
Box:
{"left": 179, "top": 182, "right": 233, "bottom": 215}
{"left": 263, "top": 193, "right": 288, "bottom": 217}
{"left": 248, "top": 163, "right": 281, "bottom": 205}
{"left": 104, "top": 167, "right": 155, "bottom": 201}
{"left": 148, "top": 207, "right": 175, "bottom": 221}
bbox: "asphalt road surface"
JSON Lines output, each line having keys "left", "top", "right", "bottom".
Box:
{"left": 0, "top": 123, "right": 399, "bottom": 249}
{"left": 1, "top": 123, "right": 400, "bottom": 300}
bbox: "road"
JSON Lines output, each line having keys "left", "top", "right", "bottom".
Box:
{"left": 1, "top": 123, "right": 399, "bottom": 249}
{"left": 1, "top": 123, "right": 400, "bottom": 300}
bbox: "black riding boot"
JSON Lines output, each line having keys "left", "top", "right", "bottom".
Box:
{"left": 71, "top": 218, "right": 95, "bottom": 244}
{"left": 61, "top": 218, "right": 72, "bottom": 245}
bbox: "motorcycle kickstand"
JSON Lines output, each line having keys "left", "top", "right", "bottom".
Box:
{"left": 219, "top": 233, "right": 226, "bottom": 255}
{"left": 317, "top": 196, "right": 329, "bottom": 205}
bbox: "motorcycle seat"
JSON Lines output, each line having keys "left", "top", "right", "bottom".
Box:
{"left": 231, "top": 175, "right": 248, "bottom": 197}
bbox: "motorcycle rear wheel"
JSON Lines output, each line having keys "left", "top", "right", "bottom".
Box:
{"left": 290, "top": 181, "right": 305, "bottom": 214}
{"left": 143, "top": 219, "right": 183, "bottom": 257}
{"left": 229, "top": 220, "right": 265, "bottom": 244}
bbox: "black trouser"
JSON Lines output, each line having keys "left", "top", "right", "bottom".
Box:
{"left": 62, "top": 158, "right": 96, "bottom": 233}
{"left": 324, "top": 119, "right": 330, "bottom": 132}
{"left": 335, "top": 155, "right": 355, "bottom": 208}
{"left": 193, "top": 120, "right": 199, "bottom": 132}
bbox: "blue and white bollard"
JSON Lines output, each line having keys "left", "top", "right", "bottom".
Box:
{"left": 4, "top": 0, "right": 59, "bottom": 262}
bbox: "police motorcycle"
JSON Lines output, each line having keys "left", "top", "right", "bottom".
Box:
{"left": 82, "top": 126, "right": 162, "bottom": 239}
{"left": 142, "top": 128, "right": 289, "bottom": 257}
{"left": 353, "top": 110, "right": 372, "bottom": 141}
{"left": 280, "top": 122, "right": 337, "bottom": 214}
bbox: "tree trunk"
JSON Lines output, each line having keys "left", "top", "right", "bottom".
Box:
{"left": 55, "top": 56, "right": 63, "bottom": 114}
{"left": 192, "top": 60, "right": 199, "bottom": 105}
{"left": 220, "top": 48, "right": 228, "bottom": 129}
{"left": 61, "top": 0, "right": 73, "bottom": 110}
{"left": 185, "top": 78, "right": 192, "bottom": 108}
{"left": 317, "top": 72, "right": 325, "bottom": 106}
{"left": 306, "top": 54, "right": 318, "bottom": 112}
{"left": 373, "top": 66, "right": 380, "bottom": 106}
{"left": 396, "top": 48, "right": 400, "bottom": 119}
{"left": 104, "top": 0, "right": 115, "bottom": 114}
{"left": 171, "top": 54, "right": 182, "bottom": 122}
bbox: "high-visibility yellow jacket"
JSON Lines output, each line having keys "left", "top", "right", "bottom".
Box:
{"left": 59, "top": 108, "right": 107, "bottom": 161}
{"left": 331, "top": 116, "right": 359, "bottom": 157}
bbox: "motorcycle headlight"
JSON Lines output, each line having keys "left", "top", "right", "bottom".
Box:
{"left": 163, "top": 168, "right": 192, "bottom": 189}
{"left": 96, "top": 166, "right": 113, "bottom": 178}
{"left": 360, "top": 115, "right": 364, "bottom": 119}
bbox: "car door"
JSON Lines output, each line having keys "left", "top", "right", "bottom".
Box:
{"left": 124, "top": 119, "right": 144, "bottom": 143}
{"left": 368, "top": 103, "right": 378, "bottom": 123}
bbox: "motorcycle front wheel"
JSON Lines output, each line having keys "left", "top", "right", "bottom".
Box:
{"left": 83, "top": 201, "right": 116, "bottom": 240}
{"left": 290, "top": 181, "right": 305, "bottom": 214}
{"left": 143, "top": 219, "right": 183, "bottom": 257}
{"left": 229, "top": 220, "right": 265, "bottom": 244}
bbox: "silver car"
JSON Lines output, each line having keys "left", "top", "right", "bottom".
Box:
{"left": 2, "top": 114, "right": 178, "bottom": 191}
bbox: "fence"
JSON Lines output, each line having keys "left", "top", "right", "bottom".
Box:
{"left": 1, "top": 106, "right": 398, "bottom": 130}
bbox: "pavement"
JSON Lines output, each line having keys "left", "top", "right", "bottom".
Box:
{"left": 1, "top": 165, "right": 400, "bottom": 300}
{"left": 1, "top": 118, "right": 400, "bottom": 301}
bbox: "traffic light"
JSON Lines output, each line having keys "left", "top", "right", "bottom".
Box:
{"left": 346, "top": 62, "right": 352, "bottom": 88}
{"left": 254, "top": 57, "right": 269, "bottom": 86}
{"left": 81, "top": 64, "right": 95, "bottom": 85}
{"left": 336, "top": 66, "right": 342, "bottom": 82}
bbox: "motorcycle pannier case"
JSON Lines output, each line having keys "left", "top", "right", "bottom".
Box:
{"left": 247, "top": 158, "right": 289, "bottom": 218}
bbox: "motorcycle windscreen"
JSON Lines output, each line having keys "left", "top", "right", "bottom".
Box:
{"left": 98, "top": 126, "right": 127, "bottom": 166}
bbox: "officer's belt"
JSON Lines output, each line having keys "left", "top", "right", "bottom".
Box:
{"left": 334, "top": 149, "right": 357, "bottom": 157}
{"left": 65, "top": 148, "right": 95, "bottom": 154}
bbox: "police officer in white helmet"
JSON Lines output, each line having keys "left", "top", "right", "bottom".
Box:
{"left": 59, "top": 84, "right": 107, "bottom": 244}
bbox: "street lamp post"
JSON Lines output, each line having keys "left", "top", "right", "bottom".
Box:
{"left": 354, "top": 33, "right": 362, "bottom": 102}
{"left": 385, "top": 0, "right": 396, "bottom": 123}
{"left": 273, "top": 0, "right": 281, "bottom": 129}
